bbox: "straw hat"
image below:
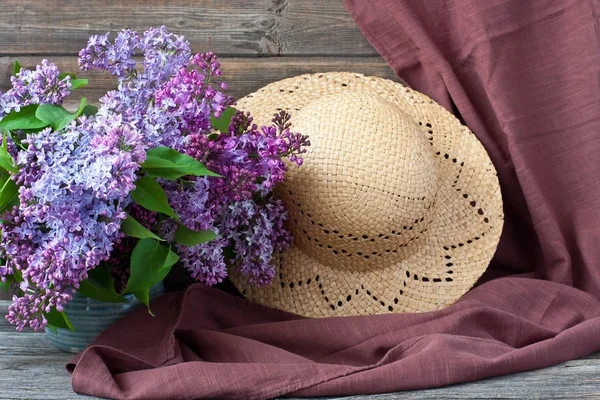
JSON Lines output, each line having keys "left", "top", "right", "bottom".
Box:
{"left": 228, "top": 72, "right": 503, "bottom": 317}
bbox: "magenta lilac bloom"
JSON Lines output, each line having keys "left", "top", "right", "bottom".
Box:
{"left": 175, "top": 110, "right": 308, "bottom": 286}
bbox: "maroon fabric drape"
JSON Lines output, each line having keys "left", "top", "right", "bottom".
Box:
{"left": 67, "top": 1, "right": 600, "bottom": 399}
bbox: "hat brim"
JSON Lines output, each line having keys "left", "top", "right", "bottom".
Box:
{"left": 228, "top": 72, "right": 503, "bottom": 317}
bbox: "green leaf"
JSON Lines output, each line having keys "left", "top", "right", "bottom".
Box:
{"left": 0, "top": 105, "right": 49, "bottom": 132}
{"left": 0, "top": 269, "right": 22, "bottom": 296}
{"left": 56, "top": 98, "right": 88, "bottom": 131}
{"left": 12, "top": 268, "right": 23, "bottom": 283}
{"left": 77, "top": 266, "right": 125, "bottom": 303}
{"left": 131, "top": 248, "right": 178, "bottom": 316}
{"left": 36, "top": 98, "right": 89, "bottom": 131}
{"left": 56, "top": 73, "right": 88, "bottom": 90}
{"left": 123, "top": 239, "right": 177, "bottom": 312}
{"left": 133, "top": 250, "right": 179, "bottom": 317}
{"left": 35, "top": 104, "right": 71, "bottom": 131}
{"left": 44, "top": 308, "right": 75, "bottom": 332}
{"left": 71, "top": 98, "right": 88, "bottom": 119}
{"left": 124, "top": 239, "right": 170, "bottom": 292}
{"left": 0, "top": 168, "right": 19, "bottom": 212}
{"left": 132, "top": 289, "right": 153, "bottom": 316}
{"left": 13, "top": 59, "right": 21, "bottom": 76}
{"left": 0, "top": 274, "right": 14, "bottom": 292}
{"left": 163, "top": 249, "right": 180, "bottom": 271}
{"left": 130, "top": 175, "right": 179, "bottom": 219}
{"left": 64, "top": 313, "right": 75, "bottom": 331}
{"left": 3, "top": 191, "right": 18, "bottom": 212}
{"left": 141, "top": 147, "right": 221, "bottom": 180}
{"left": 174, "top": 224, "right": 218, "bottom": 247}
{"left": 81, "top": 105, "right": 98, "bottom": 117}
{"left": 5, "top": 131, "right": 24, "bottom": 151}
{"left": 210, "top": 107, "right": 236, "bottom": 133}
{"left": 0, "top": 143, "right": 18, "bottom": 173}
{"left": 87, "top": 264, "right": 113, "bottom": 288}
{"left": 70, "top": 78, "right": 88, "bottom": 90}
{"left": 77, "top": 279, "right": 125, "bottom": 303}
{"left": 121, "top": 213, "right": 163, "bottom": 241}
{"left": 58, "top": 72, "right": 76, "bottom": 80}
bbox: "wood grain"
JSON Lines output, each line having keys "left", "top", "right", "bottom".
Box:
{"left": 2, "top": 2, "right": 599, "bottom": 398}
{"left": 0, "top": 0, "right": 376, "bottom": 57}
{"left": 1, "top": 299, "right": 599, "bottom": 399}
{"left": 0, "top": 55, "right": 398, "bottom": 108}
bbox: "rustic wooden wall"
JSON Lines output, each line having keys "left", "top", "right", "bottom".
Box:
{"left": 0, "top": 0, "right": 396, "bottom": 300}
{"left": 0, "top": 0, "right": 397, "bottom": 108}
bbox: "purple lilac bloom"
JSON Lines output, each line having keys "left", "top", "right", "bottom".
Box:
{"left": 176, "top": 236, "right": 229, "bottom": 286}
{"left": 0, "top": 60, "right": 72, "bottom": 118}
{"left": 78, "top": 30, "right": 140, "bottom": 79}
{"left": 0, "top": 114, "right": 145, "bottom": 331}
{"left": 187, "top": 110, "right": 309, "bottom": 198}
{"left": 171, "top": 110, "right": 308, "bottom": 287}
{"left": 170, "top": 196, "right": 292, "bottom": 288}
{"left": 161, "top": 177, "right": 215, "bottom": 237}
{"left": 2, "top": 27, "right": 309, "bottom": 331}
{"left": 79, "top": 26, "right": 192, "bottom": 137}
{"left": 79, "top": 27, "right": 233, "bottom": 152}
{"left": 140, "top": 26, "right": 192, "bottom": 86}
{"left": 226, "top": 198, "right": 292, "bottom": 287}
{"left": 148, "top": 52, "right": 234, "bottom": 150}
{"left": 79, "top": 27, "right": 190, "bottom": 84}
{"left": 155, "top": 54, "right": 225, "bottom": 135}
{"left": 158, "top": 177, "right": 223, "bottom": 286}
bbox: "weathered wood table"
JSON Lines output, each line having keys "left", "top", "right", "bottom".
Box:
{"left": 1, "top": 1, "right": 599, "bottom": 398}
{"left": 1, "top": 299, "right": 599, "bottom": 399}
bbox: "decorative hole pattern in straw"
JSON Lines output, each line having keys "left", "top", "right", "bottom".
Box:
{"left": 228, "top": 72, "right": 504, "bottom": 317}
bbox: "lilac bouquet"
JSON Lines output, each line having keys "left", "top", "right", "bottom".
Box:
{"left": 0, "top": 27, "right": 309, "bottom": 331}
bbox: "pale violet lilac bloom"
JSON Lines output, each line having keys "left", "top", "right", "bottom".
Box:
{"left": 0, "top": 60, "right": 71, "bottom": 118}
{"left": 1, "top": 114, "right": 145, "bottom": 331}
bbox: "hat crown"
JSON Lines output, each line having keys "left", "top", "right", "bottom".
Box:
{"left": 279, "top": 92, "right": 438, "bottom": 270}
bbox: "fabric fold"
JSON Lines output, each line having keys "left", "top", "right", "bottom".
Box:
{"left": 68, "top": 0, "right": 600, "bottom": 398}
{"left": 68, "top": 280, "right": 600, "bottom": 399}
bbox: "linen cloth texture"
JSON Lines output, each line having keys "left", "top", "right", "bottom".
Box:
{"left": 67, "top": 0, "right": 600, "bottom": 398}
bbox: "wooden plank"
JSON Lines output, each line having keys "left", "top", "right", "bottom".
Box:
{"left": 0, "top": 0, "right": 376, "bottom": 57}
{"left": 1, "top": 301, "right": 599, "bottom": 400}
{"left": 303, "top": 356, "right": 600, "bottom": 399}
{"left": 0, "top": 55, "right": 398, "bottom": 108}
{"left": 0, "top": 300, "right": 91, "bottom": 399}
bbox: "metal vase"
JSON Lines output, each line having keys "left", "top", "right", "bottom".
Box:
{"left": 44, "top": 282, "right": 165, "bottom": 354}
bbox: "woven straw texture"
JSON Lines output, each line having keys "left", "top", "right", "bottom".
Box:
{"left": 229, "top": 72, "right": 504, "bottom": 317}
